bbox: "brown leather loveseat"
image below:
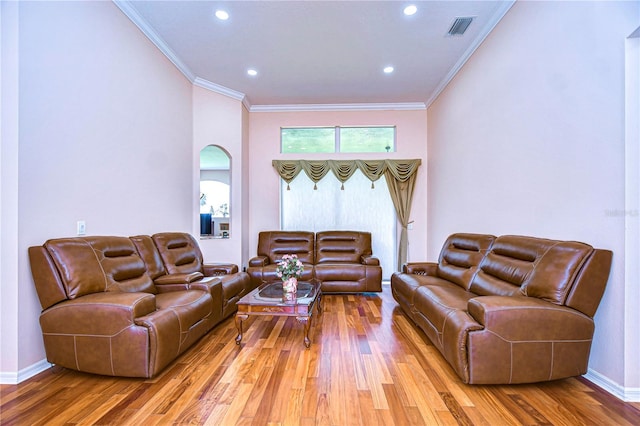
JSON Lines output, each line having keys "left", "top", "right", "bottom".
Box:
{"left": 391, "top": 233, "right": 612, "bottom": 384}
{"left": 247, "top": 230, "right": 382, "bottom": 293}
{"left": 29, "top": 232, "right": 251, "bottom": 378}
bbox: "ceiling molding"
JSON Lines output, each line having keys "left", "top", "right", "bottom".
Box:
{"left": 249, "top": 103, "right": 426, "bottom": 113}
{"left": 193, "top": 78, "right": 252, "bottom": 111}
{"left": 115, "top": 0, "right": 511, "bottom": 112}
{"left": 113, "top": 0, "right": 195, "bottom": 82}
{"left": 114, "top": 1, "right": 427, "bottom": 114}
{"left": 425, "top": 0, "right": 516, "bottom": 108}
{"left": 193, "top": 78, "right": 246, "bottom": 102}
{"left": 115, "top": 1, "right": 252, "bottom": 109}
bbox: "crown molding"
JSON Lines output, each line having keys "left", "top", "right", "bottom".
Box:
{"left": 196, "top": 78, "right": 252, "bottom": 111}
{"left": 113, "top": 0, "right": 195, "bottom": 82}
{"left": 114, "top": 0, "right": 508, "bottom": 112}
{"left": 425, "top": 0, "right": 516, "bottom": 108}
{"left": 115, "top": 1, "right": 252, "bottom": 108}
{"left": 193, "top": 78, "right": 247, "bottom": 102}
{"left": 249, "top": 102, "right": 426, "bottom": 113}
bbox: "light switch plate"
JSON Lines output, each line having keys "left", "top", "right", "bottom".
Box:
{"left": 77, "top": 220, "right": 86, "bottom": 235}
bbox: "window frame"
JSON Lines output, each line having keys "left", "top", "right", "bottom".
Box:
{"left": 280, "top": 125, "right": 396, "bottom": 153}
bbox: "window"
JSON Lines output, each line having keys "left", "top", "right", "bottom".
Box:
{"left": 281, "top": 170, "right": 396, "bottom": 279}
{"left": 339, "top": 127, "right": 395, "bottom": 153}
{"left": 199, "top": 181, "right": 229, "bottom": 215}
{"left": 281, "top": 126, "right": 395, "bottom": 153}
{"left": 281, "top": 127, "right": 335, "bottom": 153}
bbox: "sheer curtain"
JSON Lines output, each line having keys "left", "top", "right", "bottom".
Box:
{"left": 281, "top": 169, "right": 396, "bottom": 279}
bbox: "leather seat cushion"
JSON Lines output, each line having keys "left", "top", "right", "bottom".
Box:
{"left": 219, "top": 274, "right": 246, "bottom": 302}
{"left": 314, "top": 264, "right": 365, "bottom": 281}
{"left": 414, "top": 284, "right": 477, "bottom": 339}
{"left": 155, "top": 290, "right": 212, "bottom": 332}
{"left": 392, "top": 273, "right": 454, "bottom": 308}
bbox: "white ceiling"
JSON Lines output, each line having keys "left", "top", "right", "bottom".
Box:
{"left": 116, "top": 1, "right": 514, "bottom": 110}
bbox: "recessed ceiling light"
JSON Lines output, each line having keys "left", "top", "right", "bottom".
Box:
{"left": 247, "top": 69, "right": 258, "bottom": 77}
{"left": 403, "top": 5, "right": 417, "bottom": 16}
{"left": 215, "top": 10, "right": 229, "bottom": 20}
{"left": 383, "top": 66, "right": 394, "bottom": 74}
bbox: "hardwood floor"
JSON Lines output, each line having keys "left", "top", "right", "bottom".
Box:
{"left": 2, "top": 286, "right": 639, "bottom": 425}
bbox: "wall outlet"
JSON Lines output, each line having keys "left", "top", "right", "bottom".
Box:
{"left": 77, "top": 220, "right": 86, "bottom": 235}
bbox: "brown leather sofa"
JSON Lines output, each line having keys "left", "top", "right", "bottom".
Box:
{"left": 28, "top": 232, "right": 251, "bottom": 378}
{"left": 132, "top": 232, "right": 249, "bottom": 319}
{"left": 391, "top": 233, "right": 612, "bottom": 384}
{"left": 247, "top": 230, "right": 382, "bottom": 293}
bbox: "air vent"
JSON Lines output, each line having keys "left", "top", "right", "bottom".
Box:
{"left": 447, "top": 17, "right": 474, "bottom": 36}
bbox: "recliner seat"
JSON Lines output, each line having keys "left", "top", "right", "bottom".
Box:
{"left": 391, "top": 233, "right": 612, "bottom": 384}
{"left": 29, "top": 232, "right": 251, "bottom": 378}
{"left": 247, "top": 230, "right": 382, "bottom": 293}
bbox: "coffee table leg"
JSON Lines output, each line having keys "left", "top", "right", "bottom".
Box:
{"left": 235, "top": 314, "right": 248, "bottom": 345}
{"left": 296, "top": 316, "right": 311, "bottom": 348}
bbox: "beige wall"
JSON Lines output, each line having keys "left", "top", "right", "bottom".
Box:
{"left": 1, "top": 0, "right": 20, "bottom": 378}
{"left": 427, "top": 0, "right": 639, "bottom": 395}
{"left": 1, "top": 1, "right": 193, "bottom": 381}
{"left": 192, "top": 87, "right": 246, "bottom": 265}
{"left": 241, "top": 105, "right": 251, "bottom": 267}
{"left": 247, "top": 109, "right": 429, "bottom": 266}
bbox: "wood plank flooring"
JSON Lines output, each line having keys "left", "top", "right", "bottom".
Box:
{"left": 2, "top": 285, "right": 639, "bottom": 425}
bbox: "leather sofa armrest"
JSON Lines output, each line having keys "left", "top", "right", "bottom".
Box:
{"left": 39, "top": 292, "right": 156, "bottom": 335}
{"left": 361, "top": 255, "right": 380, "bottom": 266}
{"left": 188, "top": 276, "right": 222, "bottom": 296}
{"left": 154, "top": 272, "right": 204, "bottom": 285}
{"left": 155, "top": 283, "right": 190, "bottom": 293}
{"left": 203, "top": 263, "right": 239, "bottom": 276}
{"left": 155, "top": 276, "right": 222, "bottom": 296}
{"left": 468, "top": 296, "right": 595, "bottom": 340}
{"left": 249, "top": 256, "right": 269, "bottom": 267}
{"left": 403, "top": 262, "right": 438, "bottom": 275}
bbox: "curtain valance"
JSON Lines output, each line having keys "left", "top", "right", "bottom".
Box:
{"left": 272, "top": 159, "right": 421, "bottom": 189}
{"left": 273, "top": 158, "right": 422, "bottom": 270}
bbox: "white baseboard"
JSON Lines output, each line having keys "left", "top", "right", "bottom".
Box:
{"left": 0, "top": 359, "right": 52, "bottom": 384}
{"left": 585, "top": 368, "right": 640, "bottom": 402}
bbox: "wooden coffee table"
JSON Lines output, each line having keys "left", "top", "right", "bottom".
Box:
{"left": 235, "top": 281, "right": 322, "bottom": 348}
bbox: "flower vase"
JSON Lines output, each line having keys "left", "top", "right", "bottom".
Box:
{"left": 282, "top": 277, "right": 298, "bottom": 302}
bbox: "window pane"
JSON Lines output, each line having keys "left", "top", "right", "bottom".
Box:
{"left": 200, "top": 181, "right": 230, "bottom": 215}
{"left": 281, "top": 127, "right": 335, "bottom": 153}
{"left": 339, "top": 127, "right": 395, "bottom": 153}
{"left": 281, "top": 170, "right": 396, "bottom": 279}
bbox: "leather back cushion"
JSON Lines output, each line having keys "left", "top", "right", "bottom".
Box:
{"left": 85, "top": 237, "right": 157, "bottom": 294}
{"left": 256, "top": 231, "right": 315, "bottom": 264}
{"left": 316, "top": 231, "right": 372, "bottom": 264}
{"left": 130, "top": 235, "right": 166, "bottom": 279}
{"left": 44, "top": 236, "right": 156, "bottom": 299}
{"left": 28, "top": 246, "right": 68, "bottom": 310}
{"left": 436, "top": 233, "right": 495, "bottom": 290}
{"left": 520, "top": 239, "right": 593, "bottom": 304}
{"left": 152, "top": 232, "right": 204, "bottom": 275}
{"left": 470, "top": 235, "right": 593, "bottom": 305}
{"left": 44, "top": 238, "right": 105, "bottom": 299}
